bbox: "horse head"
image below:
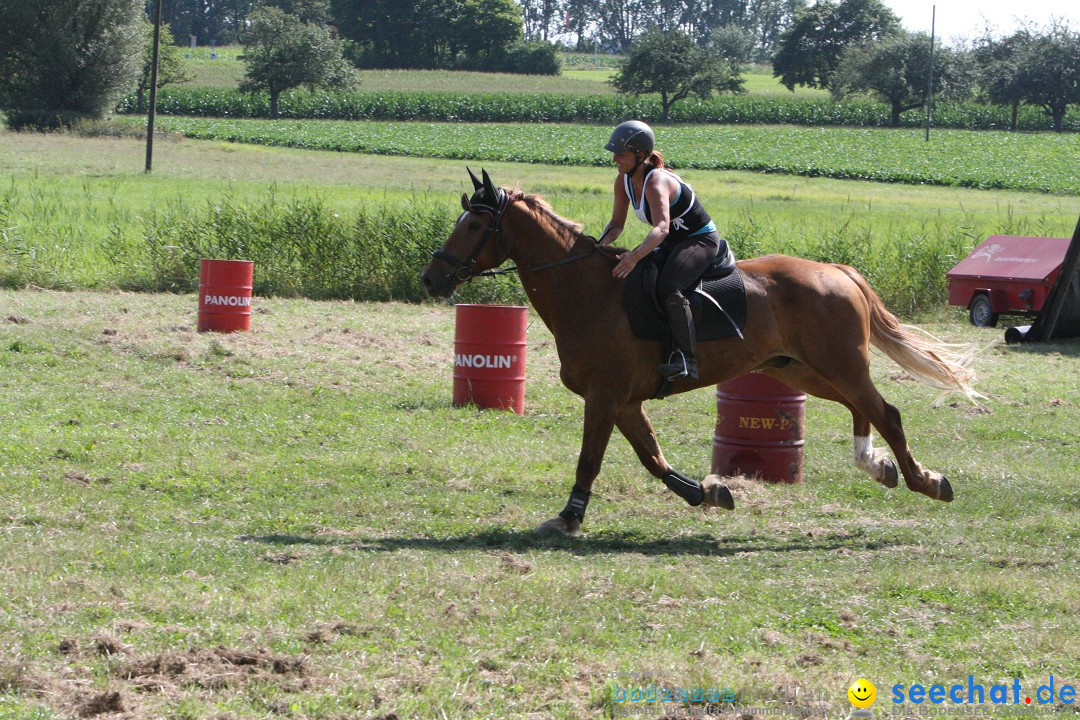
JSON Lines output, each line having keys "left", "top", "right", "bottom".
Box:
{"left": 421, "top": 168, "right": 512, "bottom": 298}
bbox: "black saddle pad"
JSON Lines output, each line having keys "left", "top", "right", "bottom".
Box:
{"left": 623, "top": 260, "right": 748, "bottom": 342}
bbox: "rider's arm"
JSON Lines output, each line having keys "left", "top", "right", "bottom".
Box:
{"left": 612, "top": 173, "right": 672, "bottom": 279}
{"left": 602, "top": 174, "right": 629, "bottom": 245}
{"left": 638, "top": 175, "right": 672, "bottom": 255}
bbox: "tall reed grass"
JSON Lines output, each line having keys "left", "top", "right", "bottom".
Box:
{"left": 3, "top": 188, "right": 1014, "bottom": 314}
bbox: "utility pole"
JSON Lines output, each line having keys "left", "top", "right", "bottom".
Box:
{"left": 925, "top": 5, "right": 936, "bottom": 142}
{"left": 145, "top": 0, "right": 163, "bottom": 173}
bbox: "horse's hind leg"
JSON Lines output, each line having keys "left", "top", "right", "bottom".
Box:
{"left": 789, "top": 359, "right": 953, "bottom": 502}
{"left": 615, "top": 402, "right": 734, "bottom": 510}
{"left": 766, "top": 367, "right": 898, "bottom": 488}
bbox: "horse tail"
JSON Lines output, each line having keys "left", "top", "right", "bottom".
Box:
{"left": 833, "top": 264, "right": 982, "bottom": 403}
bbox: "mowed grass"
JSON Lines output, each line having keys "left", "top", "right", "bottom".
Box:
{"left": 0, "top": 288, "right": 1077, "bottom": 720}
{"left": 175, "top": 49, "right": 821, "bottom": 98}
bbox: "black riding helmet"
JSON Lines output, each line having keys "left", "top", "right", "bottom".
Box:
{"left": 604, "top": 120, "right": 655, "bottom": 156}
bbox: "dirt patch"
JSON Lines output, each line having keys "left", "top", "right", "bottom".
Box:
{"left": 302, "top": 621, "right": 363, "bottom": 645}
{"left": 117, "top": 645, "right": 308, "bottom": 693}
{"left": 77, "top": 690, "right": 124, "bottom": 717}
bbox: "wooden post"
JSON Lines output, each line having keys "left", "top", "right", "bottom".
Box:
{"left": 145, "top": 0, "right": 163, "bottom": 173}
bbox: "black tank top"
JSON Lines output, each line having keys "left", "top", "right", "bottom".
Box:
{"left": 623, "top": 167, "right": 716, "bottom": 246}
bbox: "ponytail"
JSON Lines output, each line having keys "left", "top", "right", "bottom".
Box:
{"left": 643, "top": 150, "right": 665, "bottom": 171}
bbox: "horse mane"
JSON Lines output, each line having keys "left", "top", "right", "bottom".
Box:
{"left": 508, "top": 189, "right": 621, "bottom": 259}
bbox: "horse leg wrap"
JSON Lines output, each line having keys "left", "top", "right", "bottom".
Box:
{"left": 663, "top": 470, "right": 704, "bottom": 507}
{"left": 558, "top": 488, "right": 591, "bottom": 521}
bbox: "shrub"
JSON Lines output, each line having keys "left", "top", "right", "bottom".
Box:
{"left": 103, "top": 193, "right": 525, "bottom": 304}
{"left": 500, "top": 41, "right": 562, "bottom": 75}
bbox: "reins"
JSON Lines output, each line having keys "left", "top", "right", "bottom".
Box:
{"left": 474, "top": 236, "right": 601, "bottom": 278}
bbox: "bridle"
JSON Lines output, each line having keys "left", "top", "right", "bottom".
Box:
{"left": 430, "top": 184, "right": 510, "bottom": 283}
{"left": 430, "top": 168, "right": 599, "bottom": 283}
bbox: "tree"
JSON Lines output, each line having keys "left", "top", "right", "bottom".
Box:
{"left": 972, "top": 29, "right": 1033, "bottom": 131}
{"left": 0, "top": 0, "right": 146, "bottom": 129}
{"left": 150, "top": 0, "right": 251, "bottom": 45}
{"left": 611, "top": 26, "right": 745, "bottom": 121}
{"left": 135, "top": 21, "right": 191, "bottom": 113}
{"left": 772, "top": 0, "right": 900, "bottom": 91}
{"left": 831, "top": 32, "right": 972, "bottom": 127}
{"left": 1013, "top": 24, "right": 1080, "bottom": 132}
{"left": 331, "top": 0, "right": 524, "bottom": 71}
{"left": 451, "top": 0, "right": 524, "bottom": 71}
{"left": 239, "top": 7, "right": 354, "bottom": 117}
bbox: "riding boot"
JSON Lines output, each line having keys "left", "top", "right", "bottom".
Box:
{"left": 658, "top": 293, "right": 698, "bottom": 381}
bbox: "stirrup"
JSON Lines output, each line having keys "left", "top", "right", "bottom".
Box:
{"left": 658, "top": 350, "right": 696, "bottom": 380}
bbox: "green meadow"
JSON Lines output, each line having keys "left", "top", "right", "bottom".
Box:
{"left": 1, "top": 284, "right": 1077, "bottom": 719}
{"left": 2, "top": 58, "right": 1079, "bottom": 715}
{"left": 2, "top": 130, "right": 1077, "bottom": 314}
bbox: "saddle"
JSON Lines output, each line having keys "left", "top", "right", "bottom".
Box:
{"left": 622, "top": 245, "right": 747, "bottom": 343}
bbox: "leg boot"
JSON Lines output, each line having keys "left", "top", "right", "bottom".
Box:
{"left": 657, "top": 293, "right": 698, "bottom": 381}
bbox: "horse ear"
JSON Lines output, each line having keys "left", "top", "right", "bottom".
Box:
{"left": 461, "top": 193, "right": 472, "bottom": 212}
{"left": 467, "top": 167, "right": 483, "bottom": 191}
{"left": 481, "top": 168, "right": 496, "bottom": 199}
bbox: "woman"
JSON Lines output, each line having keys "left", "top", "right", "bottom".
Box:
{"left": 600, "top": 120, "right": 734, "bottom": 382}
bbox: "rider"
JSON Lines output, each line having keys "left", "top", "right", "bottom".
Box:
{"left": 601, "top": 120, "right": 734, "bottom": 382}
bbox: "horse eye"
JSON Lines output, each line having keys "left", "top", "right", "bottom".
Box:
{"left": 468, "top": 221, "right": 482, "bottom": 231}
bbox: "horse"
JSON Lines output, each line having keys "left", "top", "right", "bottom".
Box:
{"left": 420, "top": 169, "right": 978, "bottom": 536}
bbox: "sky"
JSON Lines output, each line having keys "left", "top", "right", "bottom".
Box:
{"left": 880, "top": 0, "right": 1079, "bottom": 40}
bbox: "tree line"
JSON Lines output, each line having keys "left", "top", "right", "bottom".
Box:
{"left": 0, "top": 0, "right": 1077, "bottom": 131}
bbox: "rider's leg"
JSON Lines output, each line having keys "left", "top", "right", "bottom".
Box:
{"left": 655, "top": 236, "right": 719, "bottom": 382}
{"left": 658, "top": 292, "right": 698, "bottom": 381}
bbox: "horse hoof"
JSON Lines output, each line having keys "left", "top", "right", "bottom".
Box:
{"left": 536, "top": 516, "right": 581, "bottom": 537}
{"left": 937, "top": 477, "right": 954, "bottom": 502}
{"left": 702, "top": 478, "right": 735, "bottom": 511}
{"left": 880, "top": 459, "right": 899, "bottom": 488}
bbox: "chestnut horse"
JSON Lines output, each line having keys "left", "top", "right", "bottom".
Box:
{"left": 421, "top": 170, "right": 978, "bottom": 536}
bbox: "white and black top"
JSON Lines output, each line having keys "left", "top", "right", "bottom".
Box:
{"left": 622, "top": 167, "right": 717, "bottom": 247}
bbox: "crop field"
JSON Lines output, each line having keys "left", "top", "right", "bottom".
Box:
{"left": 126, "top": 117, "right": 1080, "bottom": 195}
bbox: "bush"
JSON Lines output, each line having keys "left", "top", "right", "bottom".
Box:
{"left": 103, "top": 193, "right": 525, "bottom": 304}
{"left": 4, "top": 110, "right": 88, "bottom": 132}
{"left": 499, "top": 41, "right": 561, "bottom": 75}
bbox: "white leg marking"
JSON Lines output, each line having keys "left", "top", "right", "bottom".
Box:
{"left": 854, "top": 435, "right": 875, "bottom": 474}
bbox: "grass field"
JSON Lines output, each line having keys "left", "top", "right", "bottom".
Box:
{"left": 175, "top": 49, "right": 825, "bottom": 98}
{"left": 3, "top": 130, "right": 1078, "bottom": 311}
{"left": 1, "top": 287, "right": 1077, "bottom": 719}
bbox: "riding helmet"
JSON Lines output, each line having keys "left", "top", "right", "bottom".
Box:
{"left": 604, "top": 120, "right": 655, "bottom": 156}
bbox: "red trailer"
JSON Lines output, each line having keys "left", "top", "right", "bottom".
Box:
{"left": 947, "top": 235, "right": 1072, "bottom": 327}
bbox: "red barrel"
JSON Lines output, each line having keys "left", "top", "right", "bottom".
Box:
{"left": 453, "top": 304, "right": 527, "bottom": 414}
{"left": 712, "top": 373, "right": 806, "bottom": 483}
{"left": 198, "top": 259, "right": 253, "bottom": 333}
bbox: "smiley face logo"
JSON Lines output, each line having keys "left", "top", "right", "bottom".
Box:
{"left": 848, "top": 678, "right": 876, "bottom": 709}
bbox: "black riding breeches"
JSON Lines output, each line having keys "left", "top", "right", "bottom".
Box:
{"left": 657, "top": 231, "right": 724, "bottom": 301}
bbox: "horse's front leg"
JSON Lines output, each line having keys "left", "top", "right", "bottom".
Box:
{"left": 616, "top": 402, "right": 735, "bottom": 511}
{"left": 536, "top": 395, "right": 620, "bottom": 536}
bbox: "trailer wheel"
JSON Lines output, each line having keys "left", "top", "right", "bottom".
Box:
{"left": 969, "top": 294, "right": 998, "bottom": 327}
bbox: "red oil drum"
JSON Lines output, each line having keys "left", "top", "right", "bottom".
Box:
{"left": 712, "top": 373, "right": 806, "bottom": 483}
{"left": 198, "top": 259, "right": 253, "bottom": 333}
{"left": 453, "top": 304, "right": 527, "bottom": 415}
